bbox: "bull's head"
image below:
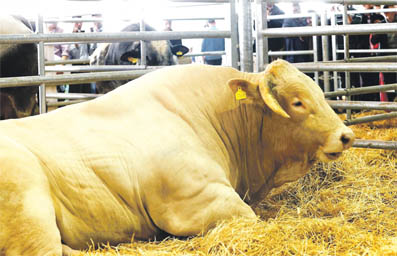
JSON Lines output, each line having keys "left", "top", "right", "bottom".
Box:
{"left": 228, "top": 59, "right": 354, "bottom": 164}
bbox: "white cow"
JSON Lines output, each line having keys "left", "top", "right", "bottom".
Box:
{"left": 0, "top": 60, "right": 354, "bottom": 255}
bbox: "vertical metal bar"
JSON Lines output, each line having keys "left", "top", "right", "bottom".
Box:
{"left": 321, "top": 11, "right": 330, "bottom": 92}
{"left": 343, "top": 4, "right": 352, "bottom": 119}
{"left": 230, "top": 0, "right": 239, "bottom": 69}
{"left": 37, "top": 14, "right": 46, "bottom": 114}
{"left": 254, "top": 0, "right": 267, "bottom": 72}
{"left": 140, "top": 19, "right": 147, "bottom": 66}
{"left": 331, "top": 12, "right": 339, "bottom": 91}
{"left": 238, "top": 0, "right": 253, "bottom": 72}
{"left": 311, "top": 13, "right": 319, "bottom": 83}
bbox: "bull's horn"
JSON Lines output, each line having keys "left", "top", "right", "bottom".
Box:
{"left": 259, "top": 76, "right": 290, "bottom": 118}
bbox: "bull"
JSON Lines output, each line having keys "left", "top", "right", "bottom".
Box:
{"left": 0, "top": 60, "right": 354, "bottom": 255}
{"left": 0, "top": 15, "right": 38, "bottom": 119}
{"left": 90, "top": 23, "right": 188, "bottom": 94}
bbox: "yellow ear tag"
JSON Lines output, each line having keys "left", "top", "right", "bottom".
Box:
{"left": 127, "top": 57, "right": 139, "bottom": 64}
{"left": 176, "top": 51, "right": 183, "bottom": 56}
{"left": 235, "top": 87, "right": 247, "bottom": 100}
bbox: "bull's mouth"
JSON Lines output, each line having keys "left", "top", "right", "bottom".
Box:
{"left": 325, "top": 152, "right": 342, "bottom": 160}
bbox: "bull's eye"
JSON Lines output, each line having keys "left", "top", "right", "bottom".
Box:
{"left": 292, "top": 101, "right": 303, "bottom": 107}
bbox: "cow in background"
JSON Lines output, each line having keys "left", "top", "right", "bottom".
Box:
{"left": 90, "top": 23, "right": 188, "bottom": 94}
{"left": 0, "top": 15, "right": 38, "bottom": 119}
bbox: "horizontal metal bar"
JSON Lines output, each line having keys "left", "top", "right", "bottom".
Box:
{"left": 46, "top": 93, "right": 102, "bottom": 99}
{"left": 263, "top": 0, "right": 397, "bottom": 4}
{"left": 336, "top": 49, "right": 397, "bottom": 54}
{"left": 45, "top": 65, "right": 159, "bottom": 73}
{"left": 293, "top": 62, "right": 397, "bottom": 72}
{"left": 262, "top": 23, "right": 397, "bottom": 38}
{"left": 268, "top": 50, "right": 314, "bottom": 56}
{"left": 44, "top": 18, "right": 103, "bottom": 23}
{"left": 328, "top": 100, "right": 397, "bottom": 111}
{"left": 325, "top": 83, "right": 397, "bottom": 98}
{"left": 331, "top": 55, "right": 397, "bottom": 63}
{"left": 185, "top": 51, "right": 225, "bottom": 57}
{"left": 0, "top": 70, "right": 153, "bottom": 88}
{"left": 45, "top": 59, "right": 90, "bottom": 65}
{"left": 0, "top": 31, "right": 231, "bottom": 44}
{"left": 344, "top": 112, "right": 397, "bottom": 126}
{"left": 353, "top": 139, "right": 397, "bottom": 150}
{"left": 163, "top": 17, "right": 225, "bottom": 21}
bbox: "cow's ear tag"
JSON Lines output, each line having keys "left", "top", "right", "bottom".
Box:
{"left": 128, "top": 57, "right": 139, "bottom": 64}
{"left": 176, "top": 51, "right": 183, "bottom": 56}
{"left": 235, "top": 87, "right": 247, "bottom": 100}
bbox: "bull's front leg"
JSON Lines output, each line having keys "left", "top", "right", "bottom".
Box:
{"left": 141, "top": 157, "right": 257, "bottom": 237}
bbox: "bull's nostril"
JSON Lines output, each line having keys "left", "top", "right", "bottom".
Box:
{"left": 341, "top": 134, "right": 351, "bottom": 145}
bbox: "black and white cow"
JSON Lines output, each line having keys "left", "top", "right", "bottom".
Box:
{"left": 0, "top": 15, "right": 38, "bottom": 120}
{"left": 90, "top": 23, "right": 188, "bottom": 94}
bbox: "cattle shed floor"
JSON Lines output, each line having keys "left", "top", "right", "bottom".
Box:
{"left": 79, "top": 110, "right": 397, "bottom": 256}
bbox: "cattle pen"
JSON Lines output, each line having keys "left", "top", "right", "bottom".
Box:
{"left": 0, "top": 0, "right": 397, "bottom": 255}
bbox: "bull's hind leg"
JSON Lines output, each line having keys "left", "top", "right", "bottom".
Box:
{"left": 0, "top": 153, "right": 63, "bottom": 256}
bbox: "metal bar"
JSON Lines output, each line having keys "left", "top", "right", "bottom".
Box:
{"left": 330, "top": 55, "right": 397, "bottom": 63}
{"left": 261, "top": 23, "right": 397, "bottom": 38}
{"left": 331, "top": 13, "right": 339, "bottom": 91}
{"left": 185, "top": 51, "right": 226, "bottom": 57}
{"left": 46, "top": 93, "right": 102, "bottom": 99}
{"left": 344, "top": 112, "right": 397, "bottom": 126}
{"left": 45, "top": 65, "right": 160, "bottom": 73}
{"left": 45, "top": 59, "right": 90, "bottom": 65}
{"left": 238, "top": 0, "right": 253, "bottom": 72}
{"left": 328, "top": 100, "right": 397, "bottom": 111}
{"left": 0, "top": 31, "right": 231, "bottom": 44}
{"left": 325, "top": 83, "right": 397, "bottom": 98}
{"left": 0, "top": 70, "right": 153, "bottom": 88}
{"left": 162, "top": 17, "right": 225, "bottom": 21}
{"left": 140, "top": 19, "right": 147, "bottom": 66}
{"left": 336, "top": 49, "right": 397, "bottom": 54}
{"left": 268, "top": 50, "right": 314, "bottom": 56}
{"left": 352, "top": 139, "right": 397, "bottom": 150}
{"left": 321, "top": 11, "right": 330, "bottom": 92}
{"left": 263, "top": 0, "right": 397, "bottom": 4}
{"left": 169, "top": 0, "right": 397, "bottom": 3}
{"left": 312, "top": 13, "right": 319, "bottom": 84}
{"left": 255, "top": 0, "right": 266, "bottom": 72}
{"left": 37, "top": 15, "right": 46, "bottom": 115}
{"left": 230, "top": 0, "right": 239, "bottom": 69}
{"left": 292, "top": 62, "right": 397, "bottom": 72}
{"left": 343, "top": 4, "right": 352, "bottom": 120}
{"left": 44, "top": 18, "right": 103, "bottom": 23}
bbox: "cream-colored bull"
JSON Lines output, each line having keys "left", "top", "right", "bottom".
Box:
{"left": 0, "top": 60, "right": 354, "bottom": 256}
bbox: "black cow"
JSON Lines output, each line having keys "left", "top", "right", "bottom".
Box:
{"left": 90, "top": 23, "right": 188, "bottom": 94}
{"left": 0, "top": 15, "right": 38, "bottom": 119}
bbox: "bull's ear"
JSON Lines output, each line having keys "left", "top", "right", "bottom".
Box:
{"left": 228, "top": 79, "right": 258, "bottom": 101}
{"left": 258, "top": 76, "right": 290, "bottom": 118}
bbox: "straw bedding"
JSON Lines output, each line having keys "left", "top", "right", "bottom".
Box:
{"left": 80, "top": 110, "right": 397, "bottom": 256}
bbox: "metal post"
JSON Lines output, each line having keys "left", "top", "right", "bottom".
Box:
{"left": 343, "top": 4, "right": 352, "bottom": 119}
{"left": 238, "top": 0, "right": 253, "bottom": 72}
{"left": 36, "top": 14, "right": 46, "bottom": 114}
{"left": 254, "top": 0, "right": 268, "bottom": 72}
{"left": 140, "top": 19, "right": 147, "bottom": 66}
{"left": 311, "top": 13, "right": 319, "bottom": 83}
{"left": 330, "top": 12, "right": 339, "bottom": 91}
{"left": 321, "top": 11, "right": 330, "bottom": 92}
{"left": 230, "top": 0, "right": 239, "bottom": 69}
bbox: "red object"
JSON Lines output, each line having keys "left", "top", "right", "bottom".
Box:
{"left": 370, "top": 34, "right": 388, "bottom": 102}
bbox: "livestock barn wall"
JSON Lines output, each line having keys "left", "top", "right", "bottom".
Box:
{"left": 0, "top": 0, "right": 396, "bottom": 255}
